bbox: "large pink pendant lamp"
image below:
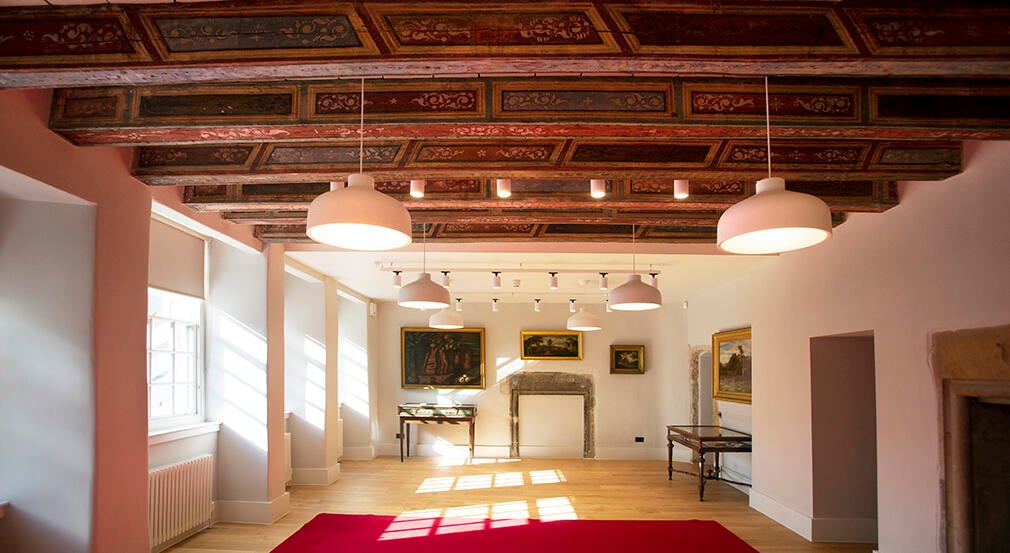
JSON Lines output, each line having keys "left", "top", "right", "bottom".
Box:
{"left": 717, "top": 77, "right": 832, "bottom": 254}
{"left": 306, "top": 78, "right": 412, "bottom": 251}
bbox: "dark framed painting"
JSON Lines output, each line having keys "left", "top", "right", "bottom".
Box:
{"left": 712, "top": 327, "right": 752, "bottom": 404}
{"left": 610, "top": 344, "right": 645, "bottom": 374}
{"left": 401, "top": 327, "right": 485, "bottom": 389}
{"left": 520, "top": 330, "right": 582, "bottom": 360}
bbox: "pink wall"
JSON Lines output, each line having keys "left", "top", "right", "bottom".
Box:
{"left": 0, "top": 88, "right": 265, "bottom": 552}
{"left": 688, "top": 141, "right": 1010, "bottom": 551}
{"left": 0, "top": 88, "right": 150, "bottom": 552}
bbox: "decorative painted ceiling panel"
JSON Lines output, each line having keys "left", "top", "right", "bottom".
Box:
{"left": 366, "top": 3, "right": 620, "bottom": 55}
{"left": 608, "top": 5, "right": 858, "bottom": 55}
{"left": 132, "top": 138, "right": 960, "bottom": 185}
{"left": 847, "top": 8, "right": 1010, "bottom": 56}
{"left": 137, "top": 4, "right": 378, "bottom": 61}
{"left": 4, "top": 0, "right": 1008, "bottom": 244}
{"left": 47, "top": 78, "right": 1010, "bottom": 148}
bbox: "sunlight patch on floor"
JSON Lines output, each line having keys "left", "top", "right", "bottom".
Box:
{"left": 535, "top": 497, "right": 577, "bottom": 521}
{"left": 440, "top": 456, "right": 520, "bottom": 467}
{"left": 529, "top": 469, "right": 566, "bottom": 484}
{"left": 380, "top": 497, "right": 577, "bottom": 541}
{"left": 415, "top": 469, "right": 565, "bottom": 493}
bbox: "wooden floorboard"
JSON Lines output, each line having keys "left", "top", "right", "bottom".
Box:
{"left": 167, "top": 456, "right": 876, "bottom": 553}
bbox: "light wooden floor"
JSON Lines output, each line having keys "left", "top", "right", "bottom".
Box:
{"left": 168, "top": 456, "right": 876, "bottom": 553}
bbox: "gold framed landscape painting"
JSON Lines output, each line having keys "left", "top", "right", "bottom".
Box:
{"left": 401, "top": 327, "right": 485, "bottom": 389}
{"left": 610, "top": 344, "right": 645, "bottom": 374}
{"left": 712, "top": 327, "right": 752, "bottom": 404}
{"left": 520, "top": 330, "right": 582, "bottom": 360}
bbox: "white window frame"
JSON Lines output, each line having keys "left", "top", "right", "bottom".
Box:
{"left": 147, "top": 287, "right": 206, "bottom": 432}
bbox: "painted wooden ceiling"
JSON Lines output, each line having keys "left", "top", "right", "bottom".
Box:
{"left": 3, "top": 0, "right": 1010, "bottom": 245}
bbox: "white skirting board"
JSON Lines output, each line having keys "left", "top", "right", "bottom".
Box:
{"left": 749, "top": 488, "right": 813, "bottom": 541}
{"left": 749, "top": 488, "right": 877, "bottom": 543}
{"left": 216, "top": 492, "right": 290, "bottom": 525}
{"left": 810, "top": 516, "right": 878, "bottom": 543}
{"left": 291, "top": 463, "right": 341, "bottom": 485}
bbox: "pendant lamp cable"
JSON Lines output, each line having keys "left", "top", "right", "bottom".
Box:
{"left": 359, "top": 77, "right": 365, "bottom": 175}
{"left": 765, "top": 75, "right": 772, "bottom": 179}
{"left": 631, "top": 223, "right": 636, "bottom": 274}
{"left": 422, "top": 222, "right": 427, "bottom": 272}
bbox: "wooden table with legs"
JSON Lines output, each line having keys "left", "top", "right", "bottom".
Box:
{"left": 667, "top": 425, "right": 752, "bottom": 501}
{"left": 398, "top": 403, "right": 477, "bottom": 462}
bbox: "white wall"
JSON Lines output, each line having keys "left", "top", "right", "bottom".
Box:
{"left": 686, "top": 141, "right": 1010, "bottom": 551}
{"left": 375, "top": 298, "right": 691, "bottom": 460}
{"left": 205, "top": 240, "right": 273, "bottom": 521}
{"left": 338, "top": 294, "right": 374, "bottom": 458}
{"left": 284, "top": 273, "right": 327, "bottom": 473}
{"left": 0, "top": 199, "right": 96, "bottom": 553}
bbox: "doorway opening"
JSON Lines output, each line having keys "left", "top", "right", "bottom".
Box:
{"left": 809, "top": 332, "right": 878, "bottom": 543}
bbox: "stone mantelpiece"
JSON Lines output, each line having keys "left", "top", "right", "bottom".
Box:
{"left": 504, "top": 372, "right": 594, "bottom": 458}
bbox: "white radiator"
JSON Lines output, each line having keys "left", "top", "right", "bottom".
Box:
{"left": 148, "top": 454, "right": 215, "bottom": 552}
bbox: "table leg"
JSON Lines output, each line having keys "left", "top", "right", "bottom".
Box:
{"left": 469, "top": 420, "right": 475, "bottom": 458}
{"left": 406, "top": 424, "right": 411, "bottom": 458}
{"left": 399, "top": 419, "right": 404, "bottom": 462}
{"left": 667, "top": 439, "right": 673, "bottom": 480}
{"left": 698, "top": 452, "right": 706, "bottom": 501}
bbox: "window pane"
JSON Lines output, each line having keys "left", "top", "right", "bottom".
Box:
{"left": 174, "top": 354, "right": 195, "bottom": 383}
{"left": 148, "top": 290, "right": 169, "bottom": 318}
{"left": 150, "top": 353, "right": 172, "bottom": 383}
{"left": 176, "top": 323, "right": 196, "bottom": 353}
{"left": 151, "top": 318, "right": 173, "bottom": 351}
{"left": 174, "top": 385, "right": 195, "bottom": 416}
{"left": 150, "top": 385, "right": 173, "bottom": 418}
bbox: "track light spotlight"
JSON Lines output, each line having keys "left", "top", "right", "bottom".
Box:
{"left": 496, "top": 178, "right": 512, "bottom": 198}
{"left": 410, "top": 179, "right": 426, "bottom": 199}
{"left": 674, "top": 179, "right": 689, "bottom": 199}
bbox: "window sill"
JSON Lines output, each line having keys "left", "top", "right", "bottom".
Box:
{"left": 148, "top": 421, "right": 220, "bottom": 446}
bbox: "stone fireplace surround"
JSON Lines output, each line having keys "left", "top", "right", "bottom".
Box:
{"left": 933, "top": 323, "right": 1010, "bottom": 553}
{"left": 505, "top": 372, "right": 595, "bottom": 458}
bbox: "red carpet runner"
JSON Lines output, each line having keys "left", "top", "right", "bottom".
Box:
{"left": 271, "top": 513, "right": 759, "bottom": 553}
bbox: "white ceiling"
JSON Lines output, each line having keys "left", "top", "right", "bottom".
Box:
{"left": 287, "top": 243, "right": 773, "bottom": 306}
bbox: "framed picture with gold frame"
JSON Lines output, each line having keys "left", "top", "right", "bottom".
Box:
{"left": 712, "top": 327, "right": 752, "bottom": 404}
{"left": 520, "top": 330, "right": 582, "bottom": 360}
{"left": 610, "top": 344, "right": 645, "bottom": 374}
{"left": 401, "top": 327, "right": 485, "bottom": 389}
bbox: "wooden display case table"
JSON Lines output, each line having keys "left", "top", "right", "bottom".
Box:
{"left": 667, "top": 425, "right": 752, "bottom": 501}
{"left": 398, "top": 403, "right": 477, "bottom": 462}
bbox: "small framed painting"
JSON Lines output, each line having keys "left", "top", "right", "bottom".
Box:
{"left": 401, "top": 327, "right": 485, "bottom": 389}
{"left": 712, "top": 327, "right": 752, "bottom": 404}
{"left": 610, "top": 345, "right": 645, "bottom": 374}
{"left": 520, "top": 330, "right": 582, "bottom": 360}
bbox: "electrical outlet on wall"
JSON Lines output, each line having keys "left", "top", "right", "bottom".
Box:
{"left": 634, "top": 436, "right": 645, "bottom": 443}
{"left": 395, "top": 433, "right": 402, "bottom": 439}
